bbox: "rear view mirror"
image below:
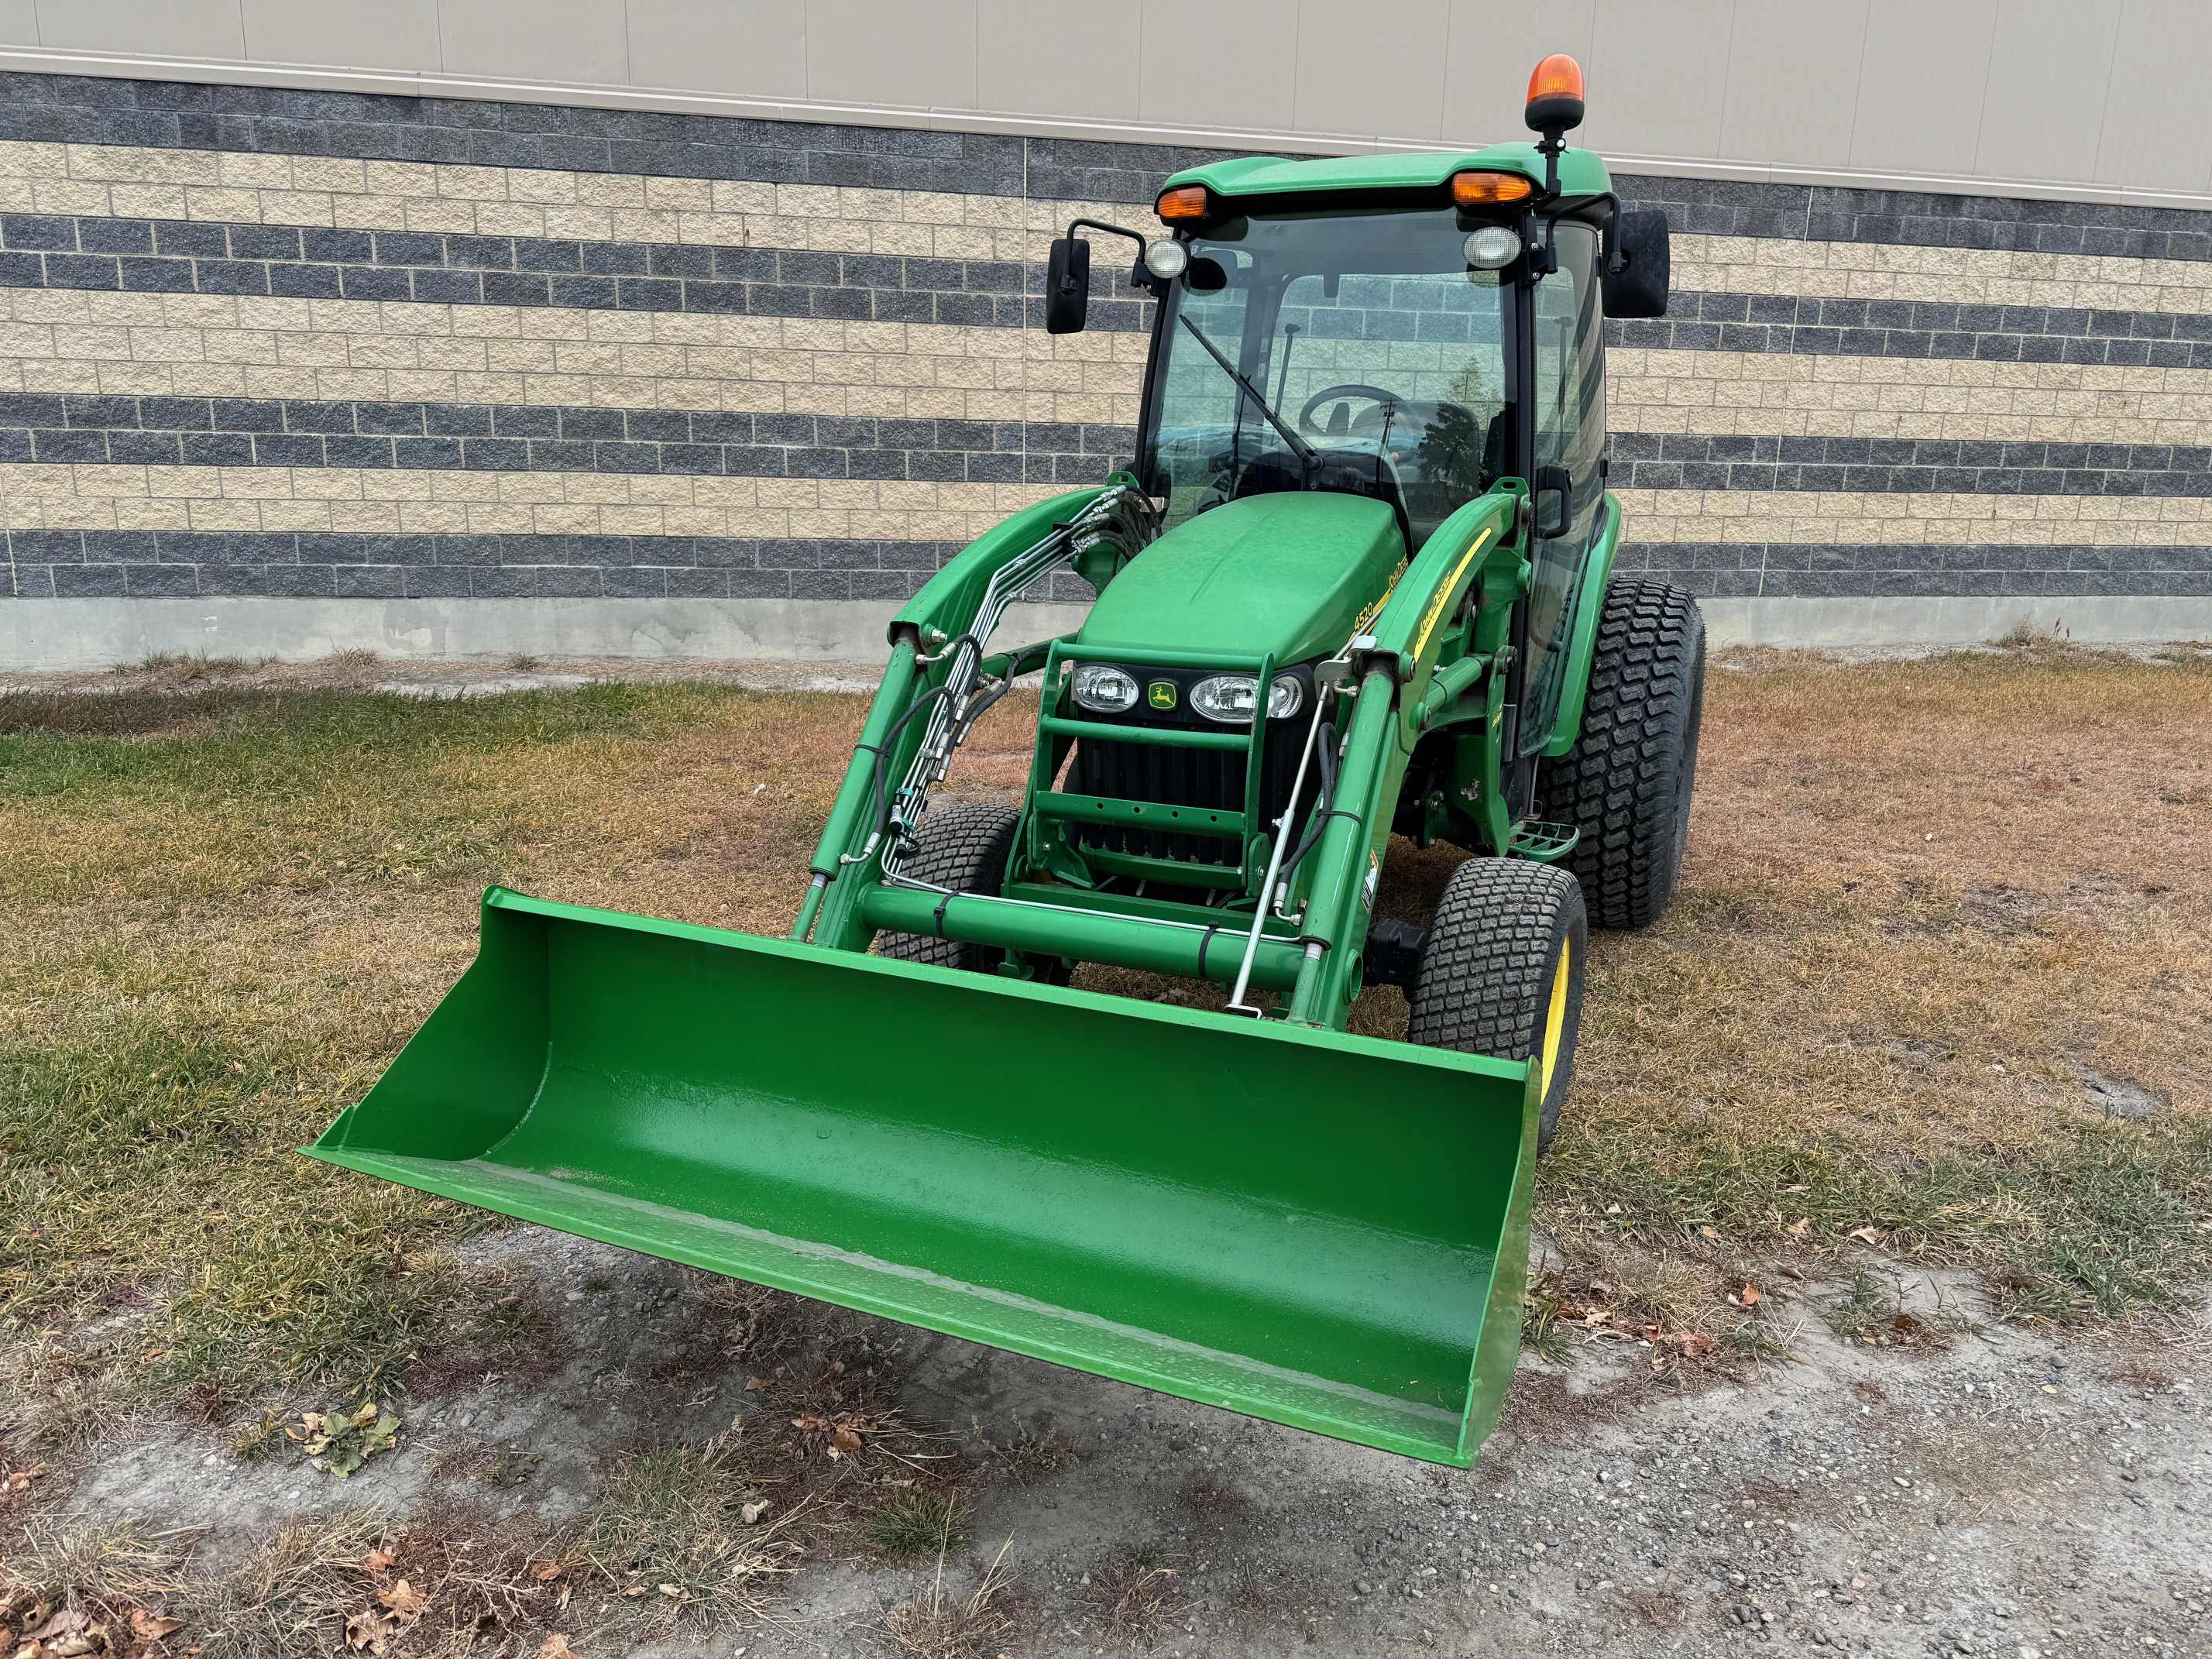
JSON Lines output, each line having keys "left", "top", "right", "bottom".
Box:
{"left": 1046, "top": 236, "right": 1091, "bottom": 335}
{"left": 1604, "top": 208, "right": 1669, "bottom": 318}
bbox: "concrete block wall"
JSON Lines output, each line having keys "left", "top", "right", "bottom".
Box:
{"left": 0, "top": 71, "right": 2207, "bottom": 662}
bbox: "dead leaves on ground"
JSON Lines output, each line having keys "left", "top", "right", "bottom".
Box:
{"left": 343, "top": 1527, "right": 572, "bottom": 1656}
{"left": 788, "top": 1412, "right": 870, "bottom": 1459}
{"left": 1, "top": 1601, "right": 184, "bottom": 1659}
{"left": 344, "top": 1546, "right": 427, "bottom": 1656}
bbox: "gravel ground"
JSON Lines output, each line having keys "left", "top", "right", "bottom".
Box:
{"left": 42, "top": 1228, "right": 2209, "bottom": 1659}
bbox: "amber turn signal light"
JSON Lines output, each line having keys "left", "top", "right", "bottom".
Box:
{"left": 1450, "top": 170, "right": 1535, "bottom": 208}
{"left": 1524, "top": 52, "right": 1585, "bottom": 134}
{"left": 1155, "top": 184, "right": 1211, "bottom": 222}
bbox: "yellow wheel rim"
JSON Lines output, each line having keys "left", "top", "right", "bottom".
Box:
{"left": 1537, "top": 939, "right": 1572, "bottom": 1097}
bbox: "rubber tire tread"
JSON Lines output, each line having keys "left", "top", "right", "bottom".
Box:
{"left": 875, "top": 802, "right": 1021, "bottom": 974}
{"left": 1545, "top": 576, "right": 1706, "bottom": 930}
{"left": 1408, "top": 857, "right": 1586, "bottom": 1154}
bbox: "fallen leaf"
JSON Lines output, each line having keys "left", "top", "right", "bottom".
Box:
{"left": 1740, "top": 1283, "right": 1762, "bottom": 1307}
{"left": 530, "top": 1561, "right": 567, "bottom": 1584}
{"left": 744, "top": 1377, "right": 769, "bottom": 1393}
{"left": 1847, "top": 1226, "right": 1883, "bottom": 1245}
{"left": 345, "top": 1608, "right": 392, "bottom": 1654}
{"left": 832, "top": 1424, "right": 864, "bottom": 1455}
{"left": 1697, "top": 1224, "right": 1720, "bottom": 1241}
{"left": 538, "top": 1637, "right": 579, "bottom": 1658}
{"left": 376, "top": 1580, "right": 427, "bottom": 1619}
{"left": 129, "top": 1608, "right": 184, "bottom": 1640}
{"left": 740, "top": 1499, "right": 771, "bottom": 1525}
{"left": 657, "top": 1584, "right": 685, "bottom": 1600}
{"left": 362, "top": 1549, "right": 397, "bottom": 1577}
{"left": 1786, "top": 1216, "right": 1812, "bottom": 1236}
{"left": 790, "top": 1414, "right": 826, "bottom": 1432}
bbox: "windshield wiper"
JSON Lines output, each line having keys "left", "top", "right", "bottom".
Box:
{"left": 1176, "top": 314, "right": 1316, "bottom": 474}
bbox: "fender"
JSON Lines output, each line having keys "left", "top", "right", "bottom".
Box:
{"left": 1538, "top": 492, "right": 1625, "bottom": 758}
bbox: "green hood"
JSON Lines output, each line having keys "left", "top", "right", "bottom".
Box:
{"left": 1077, "top": 493, "right": 1406, "bottom": 666}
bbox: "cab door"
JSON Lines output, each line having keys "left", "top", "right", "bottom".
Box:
{"left": 1518, "top": 221, "right": 1606, "bottom": 755}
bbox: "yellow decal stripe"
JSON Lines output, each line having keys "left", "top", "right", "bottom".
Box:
{"left": 1351, "top": 557, "right": 1409, "bottom": 637}
{"left": 1413, "top": 527, "right": 1493, "bottom": 658}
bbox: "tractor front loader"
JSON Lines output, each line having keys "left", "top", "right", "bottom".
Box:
{"left": 307, "top": 54, "right": 1706, "bottom": 1470}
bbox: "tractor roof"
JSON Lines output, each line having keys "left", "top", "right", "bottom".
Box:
{"left": 1161, "top": 143, "right": 1612, "bottom": 207}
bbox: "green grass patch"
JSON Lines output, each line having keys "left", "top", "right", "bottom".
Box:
{"left": 0, "top": 1008, "right": 480, "bottom": 1436}
{"left": 580, "top": 1431, "right": 794, "bottom": 1617}
{"left": 867, "top": 1489, "right": 971, "bottom": 1561}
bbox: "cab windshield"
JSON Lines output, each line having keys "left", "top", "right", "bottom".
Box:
{"left": 1139, "top": 205, "right": 1516, "bottom": 548}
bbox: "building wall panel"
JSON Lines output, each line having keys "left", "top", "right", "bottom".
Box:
{"left": 0, "top": 70, "right": 2205, "bottom": 627}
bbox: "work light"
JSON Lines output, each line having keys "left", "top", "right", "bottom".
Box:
{"left": 1143, "top": 239, "right": 1189, "bottom": 280}
{"left": 1464, "top": 225, "right": 1522, "bottom": 270}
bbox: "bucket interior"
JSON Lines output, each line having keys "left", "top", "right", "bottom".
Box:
{"left": 307, "top": 891, "right": 1535, "bottom": 1465}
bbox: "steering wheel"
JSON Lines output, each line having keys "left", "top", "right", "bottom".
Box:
{"left": 1299, "top": 383, "right": 1403, "bottom": 438}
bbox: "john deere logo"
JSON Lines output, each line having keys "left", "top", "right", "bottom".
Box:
{"left": 1147, "top": 680, "right": 1177, "bottom": 711}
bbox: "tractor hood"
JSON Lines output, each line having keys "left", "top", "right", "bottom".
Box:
{"left": 1077, "top": 493, "right": 1406, "bottom": 666}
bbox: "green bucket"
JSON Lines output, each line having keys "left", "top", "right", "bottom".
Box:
{"left": 306, "top": 888, "right": 1537, "bottom": 1466}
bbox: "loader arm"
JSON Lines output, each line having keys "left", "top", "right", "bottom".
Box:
{"left": 799, "top": 486, "right": 1115, "bottom": 950}
{"left": 1280, "top": 482, "right": 1529, "bottom": 1027}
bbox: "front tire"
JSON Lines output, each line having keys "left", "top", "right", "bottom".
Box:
{"left": 875, "top": 802, "right": 1068, "bottom": 983}
{"left": 1545, "top": 577, "right": 1706, "bottom": 930}
{"left": 1408, "top": 858, "right": 1587, "bottom": 1155}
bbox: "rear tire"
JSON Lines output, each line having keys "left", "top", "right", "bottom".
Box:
{"left": 875, "top": 802, "right": 1068, "bottom": 983}
{"left": 1408, "top": 858, "right": 1586, "bottom": 1155}
{"left": 1545, "top": 577, "right": 1705, "bottom": 930}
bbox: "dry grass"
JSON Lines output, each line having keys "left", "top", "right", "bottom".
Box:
{"left": 2, "top": 642, "right": 2207, "bottom": 1474}
{"left": 1082, "top": 1544, "right": 1187, "bottom": 1643}
{"left": 0, "top": 1506, "right": 579, "bottom": 1659}
{"left": 881, "top": 1537, "right": 1019, "bottom": 1659}
{"left": 1544, "top": 642, "right": 2212, "bottom": 1323}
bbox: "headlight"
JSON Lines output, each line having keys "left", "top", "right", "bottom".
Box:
{"left": 1190, "top": 673, "right": 1304, "bottom": 724}
{"left": 1071, "top": 663, "right": 1138, "bottom": 713}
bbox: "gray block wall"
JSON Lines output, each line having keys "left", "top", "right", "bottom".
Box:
{"left": 1, "top": 71, "right": 2208, "bottom": 645}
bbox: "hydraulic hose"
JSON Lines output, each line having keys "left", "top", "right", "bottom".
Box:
{"left": 1279, "top": 720, "right": 1341, "bottom": 880}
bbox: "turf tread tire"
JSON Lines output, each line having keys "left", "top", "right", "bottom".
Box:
{"left": 1545, "top": 576, "right": 1706, "bottom": 930}
{"left": 875, "top": 802, "right": 1020, "bottom": 975}
{"left": 1408, "top": 857, "right": 1586, "bottom": 1153}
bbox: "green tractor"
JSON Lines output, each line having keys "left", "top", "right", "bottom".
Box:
{"left": 307, "top": 55, "right": 1705, "bottom": 1470}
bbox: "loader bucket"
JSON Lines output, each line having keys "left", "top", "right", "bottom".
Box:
{"left": 306, "top": 889, "right": 1538, "bottom": 1467}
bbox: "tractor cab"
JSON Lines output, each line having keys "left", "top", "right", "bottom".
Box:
{"left": 1043, "top": 93, "right": 1669, "bottom": 795}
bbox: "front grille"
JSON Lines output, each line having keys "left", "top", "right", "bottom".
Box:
{"left": 1063, "top": 665, "right": 1312, "bottom": 869}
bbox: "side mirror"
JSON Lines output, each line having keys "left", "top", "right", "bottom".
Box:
{"left": 1045, "top": 236, "right": 1091, "bottom": 335}
{"left": 1532, "top": 465, "right": 1572, "bottom": 538}
{"left": 1604, "top": 209, "right": 1669, "bottom": 319}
